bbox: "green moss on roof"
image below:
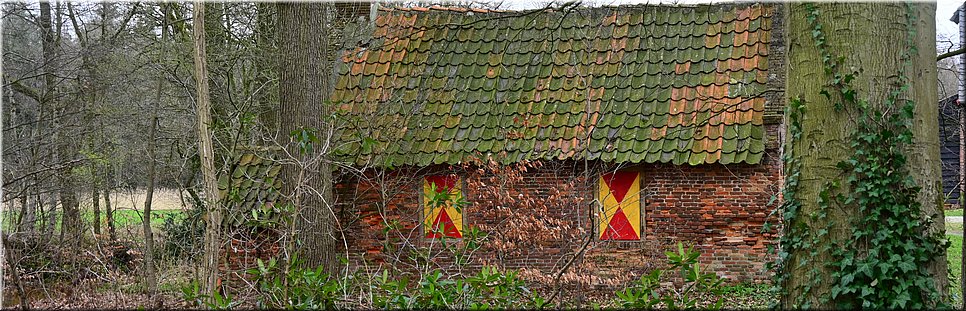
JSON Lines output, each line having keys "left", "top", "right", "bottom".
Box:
{"left": 219, "top": 152, "right": 282, "bottom": 227}
{"left": 332, "top": 3, "right": 773, "bottom": 166}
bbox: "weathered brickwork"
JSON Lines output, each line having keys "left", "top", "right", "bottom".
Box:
{"left": 220, "top": 233, "right": 281, "bottom": 290}
{"left": 636, "top": 149, "right": 782, "bottom": 282}
{"left": 333, "top": 145, "right": 782, "bottom": 286}
{"left": 218, "top": 149, "right": 782, "bottom": 290}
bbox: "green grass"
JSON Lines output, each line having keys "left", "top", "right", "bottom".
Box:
{"left": 949, "top": 222, "right": 964, "bottom": 233}
{"left": 100, "top": 209, "right": 182, "bottom": 228}
{"left": 949, "top": 234, "right": 963, "bottom": 305}
{"left": 2, "top": 209, "right": 183, "bottom": 232}
{"left": 947, "top": 209, "right": 963, "bottom": 217}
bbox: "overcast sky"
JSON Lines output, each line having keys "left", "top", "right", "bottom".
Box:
{"left": 938, "top": 0, "right": 962, "bottom": 53}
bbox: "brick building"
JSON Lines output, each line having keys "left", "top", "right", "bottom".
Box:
{"left": 323, "top": 2, "right": 786, "bottom": 285}
{"left": 223, "top": 2, "right": 785, "bottom": 289}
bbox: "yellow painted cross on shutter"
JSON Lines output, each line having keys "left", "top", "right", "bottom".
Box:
{"left": 423, "top": 175, "right": 463, "bottom": 238}
{"left": 598, "top": 171, "right": 641, "bottom": 240}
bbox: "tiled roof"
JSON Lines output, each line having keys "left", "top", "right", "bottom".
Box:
{"left": 331, "top": 3, "right": 773, "bottom": 167}
{"left": 218, "top": 152, "right": 282, "bottom": 226}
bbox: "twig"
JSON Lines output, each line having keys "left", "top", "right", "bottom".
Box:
{"left": 540, "top": 230, "right": 592, "bottom": 309}
{"left": 3, "top": 235, "right": 30, "bottom": 311}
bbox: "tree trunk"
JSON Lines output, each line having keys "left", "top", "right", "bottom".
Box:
{"left": 16, "top": 194, "right": 27, "bottom": 233}
{"left": 104, "top": 178, "right": 115, "bottom": 241}
{"left": 92, "top": 186, "right": 100, "bottom": 235}
{"left": 40, "top": 0, "right": 81, "bottom": 248}
{"left": 960, "top": 101, "right": 965, "bottom": 309}
{"left": 203, "top": 2, "right": 228, "bottom": 150}
{"left": 277, "top": 3, "right": 337, "bottom": 271}
{"left": 141, "top": 2, "right": 170, "bottom": 295}
{"left": 782, "top": 3, "right": 946, "bottom": 307}
{"left": 958, "top": 5, "right": 966, "bottom": 308}
{"left": 67, "top": 1, "right": 102, "bottom": 238}
{"left": 42, "top": 0, "right": 82, "bottom": 248}
{"left": 41, "top": 194, "right": 56, "bottom": 242}
{"left": 193, "top": 1, "right": 223, "bottom": 301}
{"left": 16, "top": 190, "right": 35, "bottom": 234}
{"left": 255, "top": 2, "right": 278, "bottom": 135}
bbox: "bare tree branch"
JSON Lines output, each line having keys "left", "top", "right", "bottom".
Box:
{"left": 3, "top": 74, "right": 43, "bottom": 103}
{"left": 938, "top": 47, "right": 965, "bottom": 61}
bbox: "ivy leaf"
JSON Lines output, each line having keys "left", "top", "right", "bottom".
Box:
{"left": 898, "top": 260, "right": 914, "bottom": 273}
{"left": 831, "top": 285, "right": 842, "bottom": 298}
{"left": 893, "top": 291, "right": 910, "bottom": 309}
{"left": 819, "top": 89, "right": 832, "bottom": 100}
{"left": 840, "top": 272, "right": 854, "bottom": 287}
{"left": 857, "top": 262, "right": 873, "bottom": 278}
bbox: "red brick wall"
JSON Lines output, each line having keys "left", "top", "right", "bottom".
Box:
{"left": 333, "top": 145, "right": 783, "bottom": 287}
{"left": 638, "top": 157, "right": 782, "bottom": 282}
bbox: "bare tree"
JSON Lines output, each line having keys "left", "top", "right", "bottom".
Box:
{"left": 140, "top": 2, "right": 173, "bottom": 296}
{"left": 192, "top": 1, "right": 223, "bottom": 302}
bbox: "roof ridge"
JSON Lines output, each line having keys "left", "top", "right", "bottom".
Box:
{"left": 379, "top": 5, "right": 502, "bottom": 14}
{"left": 378, "top": 2, "right": 763, "bottom": 15}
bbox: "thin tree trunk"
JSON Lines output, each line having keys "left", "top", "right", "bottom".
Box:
{"left": 958, "top": 5, "right": 966, "bottom": 308}
{"left": 104, "top": 178, "right": 115, "bottom": 241}
{"left": 783, "top": 3, "right": 946, "bottom": 307}
{"left": 42, "top": 195, "right": 56, "bottom": 244}
{"left": 141, "top": 2, "right": 170, "bottom": 295}
{"left": 957, "top": 103, "right": 966, "bottom": 310}
{"left": 16, "top": 194, "right": 27, "bottom": 233}
{"left": 67, "top": 1, "right": 102, "bottom": 238}
{"left": 92, "top": 186, "right": 100, "bottom": 235}
{"left": 960, "top": 99, "right": 965, "bottom": 309}
{"left": 38, "top": 195, "right": 47, "bottom": 237}
{"left": 193, "top": 1, "right": 223, "bottom": 301}
{"left": 277, "top": 2, "right": 337, "bottom": 272}
{"left": 203, "top": 1, "right": 227, "bottom": 152}
{"left": 43, "top": 0, "right": 82, "bottom": 248}
{"left": 255, "top": 2, "right": 277, "bottom": 135}
{"left": 16, "top": 190, "right": 34, "bottom": 234}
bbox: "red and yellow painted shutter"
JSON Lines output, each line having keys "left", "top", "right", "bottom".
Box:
{"left": 598, "top": 171, "right": 641, "bottom": 240}
{"left": 423, "top": 175, "right": 463, "bottom": 238}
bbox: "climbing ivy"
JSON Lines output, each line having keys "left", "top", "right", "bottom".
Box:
{"left": 771, "top": 3, "right": 949, "bottom": 309}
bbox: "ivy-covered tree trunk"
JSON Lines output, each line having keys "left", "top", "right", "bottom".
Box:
{"left": 781, "top": 3, "right": 947, "bottom": 308}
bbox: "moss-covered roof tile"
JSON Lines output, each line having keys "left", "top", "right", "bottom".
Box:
{"left": 332, "top": 3, "right": 773, "bottom": 166}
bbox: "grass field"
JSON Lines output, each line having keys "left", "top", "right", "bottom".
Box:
{"left": 949, "top": 234, "right": 963, "bottom": 305}
{"left": 2, "top": 188, "right": 187, "bottom": 232}
{"left": 949, "top": 222, "right": 964, "bottom": 233}
{"left": 2, "top": 209, "right": 183, "bottom": 232}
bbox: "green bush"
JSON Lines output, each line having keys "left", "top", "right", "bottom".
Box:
{"left": 161, "top": 201, "right": 205, "bottom": 260}
{"left": 615, "top": 242, "right": 725, "bottom": 309}
{"left": 248, "top": 255, "right": 342, "bottom": 309}
{"left": 181, "top": 279, "right": 239, "bottom": 310}
{"left": 372, "top": 266, "right": 541, "bottom": 309}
